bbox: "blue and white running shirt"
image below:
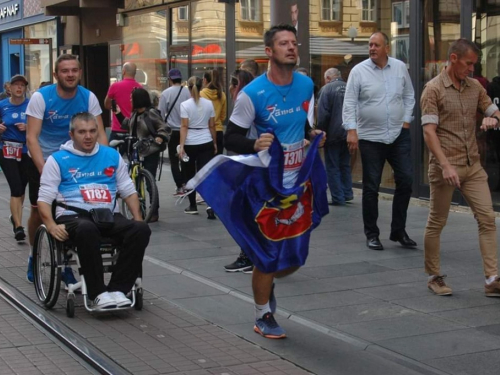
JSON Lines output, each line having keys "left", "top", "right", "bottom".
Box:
{"left": 26, "top": 84, "right": 102, "bottom": 160}
{"left": 230, "top": 72, "right": 315, "bottom": 188}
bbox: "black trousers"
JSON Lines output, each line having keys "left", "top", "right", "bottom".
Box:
{"left": 57, "top": 213, "right": 151, "bottom": 300}
{"left": 183, "top": 141, "right": 215, "bottom": 207}
{"left": 167, "top": 130, "right": 184, "bottom": 188}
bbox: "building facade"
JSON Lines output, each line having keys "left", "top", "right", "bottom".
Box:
{"left": 40, "top": 0, "right": 500, "bottom": 207}
{"left": 0, "top": 0, "right": 59, "bottom": 91}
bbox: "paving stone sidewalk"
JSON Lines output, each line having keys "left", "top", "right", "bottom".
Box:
{"left": 2, "top": 166, "right": 500, "bottom": 374}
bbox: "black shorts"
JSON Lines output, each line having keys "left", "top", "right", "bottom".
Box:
{"left": 25, "top": 156, "right": 41, "bottom": 207}
{"left": 0, "top": 152, "right": 30, "bottom": 197}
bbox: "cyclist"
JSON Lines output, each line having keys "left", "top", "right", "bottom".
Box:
{"left": 0, "top": 75, "right": 30, "bottom": 243}
{"left": 121, "top": 88, "right": 169, "bottom": 222}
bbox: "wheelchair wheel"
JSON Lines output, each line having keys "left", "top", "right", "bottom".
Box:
{"left": 66, "top": 298, "right": 75, "bottom": 318}
{"left": 136, "top": 168, "right": 159, "bottom": 223}
{"left": 33, "top": 225, "right": 61, "bottom": 309}
{"left": 135, "top": 288, "right": 143, "bottom": 311}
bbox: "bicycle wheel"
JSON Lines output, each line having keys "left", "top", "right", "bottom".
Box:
{"left": 136, "top": 168, "right": 159, "bottom": 222}
{"left": 33, "top": 225, "right": 61, "bottom": 309}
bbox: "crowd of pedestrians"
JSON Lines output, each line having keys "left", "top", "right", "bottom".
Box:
{"left": 2, "top": 23, "right": 500, "bottom": 339}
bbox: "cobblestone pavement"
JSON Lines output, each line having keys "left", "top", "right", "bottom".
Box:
{"left": 2, "top": 164, "right": 500, "bottom": 374}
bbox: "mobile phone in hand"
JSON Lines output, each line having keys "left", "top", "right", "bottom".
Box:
{"left": 111, "top": 99, "right": 117, "bottom": 112}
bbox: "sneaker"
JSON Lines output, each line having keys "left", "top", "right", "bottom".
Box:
{"left": 242, "top": 266, "right": 254, "bottom": 274}
{"left": 485, "top": 277, "right": 500, "bottom": 297}
{"left": 269, "top": 283, "right": 276, "bottom": 314}
{"left": 224, "top": 253, "right": 253, "bottom": 272}
{"left": 173, "top": 186, "right": 185, "bottom": 196}
{"left": 206, "top": 207, "right": 216, "bottom": 220}
{"left": 26, "top": 256, "right": 34, "bottom": 283}
{"left": 93, "top": 292, "right": 117, "bottom": 309}
{"left": 109, "top": 291, "right": 132, "bottom": 307}
{"left": 8, "top": 215, "right": 15, "bottom": 233}
{"left": 254, "top": 312, "right": 286, "bottom": 339}
{"left": 196, "top": 193, "right": 205, "bottom": 204}
{"left": 61, "top": 267, "right": 78, "bottom": 288}
{"left": 428, "top": 275, "right": 452, "bottom": 296}
{"left": 184, "top": 206, "right": 198, "bottom": 215}
{"left": 15, "top": 227, "right": 26, "bottom": 242}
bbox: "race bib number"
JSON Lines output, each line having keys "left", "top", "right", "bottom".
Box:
{"left": 2, "top": 141, "right": 23, "bottom": 161}
{"left": 79, "top": 184, "right": 112, "bottom": 203}
{"left": 283, "top": 140, "right": 304, "bottom": 172}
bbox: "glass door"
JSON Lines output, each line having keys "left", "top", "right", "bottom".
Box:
{"left": 473, "top": 0, "right": 500, "bottom": 206}
{"left": 169, "top": 3, "right": 191, "bottom": 83}
{"left": 420, "top": 0, "right": 461, "bottom": 201}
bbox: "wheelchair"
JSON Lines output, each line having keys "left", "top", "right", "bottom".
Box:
{"left": 32, "top": 224, "right": 143, "bottom": 318}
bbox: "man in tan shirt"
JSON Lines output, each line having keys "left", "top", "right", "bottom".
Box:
{"left": 421, "top": 38, "right": 500, "bottom": 296}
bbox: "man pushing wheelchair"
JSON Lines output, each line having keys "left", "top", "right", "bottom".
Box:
{"left": 37, "top": 112, "right": 151, "bottom": 309}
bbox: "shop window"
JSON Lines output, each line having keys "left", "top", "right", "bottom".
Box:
{"left": 240, "top": 0, "right": 261, "bottom": 22}
{"left": 361, "top": 0, "right": 377, "bottom": 22}
{"left": 321, "top": 0, "right": 341, "bottom": 21}
{"left": 178, "top": 6, "right": 188, "bottom": 21}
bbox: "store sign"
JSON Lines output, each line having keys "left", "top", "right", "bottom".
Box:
{"left": 10, "top": 38, "right": 51, "bottom": 45}
{"left": 0, "top": 1, "right": 21, "bottom": 24}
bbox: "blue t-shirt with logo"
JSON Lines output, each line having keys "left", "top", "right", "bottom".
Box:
{"left": 27, "top": 84, "right": 95, "bottom": 160}
{"left": 0, "top": 98, "right": 29, "bottom": 153}
{"left": 230, "top": 72, "right": 315, "bottom": 187}
{"left": 52, "top": 145, "right": 120, "bottom": 215}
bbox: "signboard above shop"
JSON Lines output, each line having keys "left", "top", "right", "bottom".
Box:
{"left": 10, "top": 38, "right": 51, "bottom": 45}
{"left": 0, "top": 0, "right": 21, "bottom": 25}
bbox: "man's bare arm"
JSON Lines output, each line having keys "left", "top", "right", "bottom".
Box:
{"left": 26, "top": 116, "right": 45, "bottom": 173}
{"left": 423, "top": 124, "right": 460, "bottom": 188}
{"left": 95, "top": 115, "right": 108, "bottom": 146}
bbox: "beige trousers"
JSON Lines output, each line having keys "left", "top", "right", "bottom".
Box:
{"left": 424, "top": 162, "right": 498, "bottom": 277}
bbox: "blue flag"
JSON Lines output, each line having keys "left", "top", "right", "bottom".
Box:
{"left": 186, "top": 134, "right": 329, "bottom": 273}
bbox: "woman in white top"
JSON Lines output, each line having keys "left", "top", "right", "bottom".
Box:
{"left": 179, "top": 76, "right": 216, "bottom": 215}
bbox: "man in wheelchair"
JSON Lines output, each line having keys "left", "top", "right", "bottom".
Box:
{"left": 37, "top": 112, "right": 151, "bottom": 309}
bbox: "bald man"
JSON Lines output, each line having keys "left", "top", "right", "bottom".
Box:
{"left": 105, "top": 62, "right": 142, "bottom": 153}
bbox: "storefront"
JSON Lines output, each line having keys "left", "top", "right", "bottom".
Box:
{"left": 41, "top": 0, "right": 500, "bottom": 208}
{"left": 0, "top": 0, "right": 59, "bottom": 92}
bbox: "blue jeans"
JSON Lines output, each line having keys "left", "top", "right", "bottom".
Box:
{"left": 358, "top": 128, "right": 413, "bottom": 239}
{"left": 324, "top": 140, "right": 353, "bottom": 205}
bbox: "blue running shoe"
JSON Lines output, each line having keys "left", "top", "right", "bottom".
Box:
{"left": 61, "top": 267, "right": 78, "bottom": 287}
{"left": 269, "top": 283, "right": 276, "bottom": 314}
{"left": 254, "top": 312, "right": 286, "bottom": 339}
{"left": 26, "top": 256, "right": 34, "bottom": 283}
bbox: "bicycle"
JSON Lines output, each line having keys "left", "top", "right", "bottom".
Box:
{"left": 109, "top": 135, "right": 159, "bottom": 223}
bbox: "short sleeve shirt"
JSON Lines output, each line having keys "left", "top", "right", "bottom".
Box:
{"left": 420, "top": 70, "right": 498, "bottom": 166}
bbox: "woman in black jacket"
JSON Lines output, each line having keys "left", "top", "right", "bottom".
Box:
{"left": 121, "top": 88, "right": 169, "bottom": 222}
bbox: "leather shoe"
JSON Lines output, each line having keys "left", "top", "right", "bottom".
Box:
{"left": 390, "top": 232, "right": 417, "bottom": 248}
{"left": 367, "top": 237, "right": 384, "bottom": 251}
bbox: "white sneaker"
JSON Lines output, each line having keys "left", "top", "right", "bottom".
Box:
{"left": 93, "top": 292, "right": 117, "bottom": 309}
{"left": 110, "top": 291, "right": 132, "bottom": 307}
{"left": 196, "top": 193, "right": 205, "bottom": 204}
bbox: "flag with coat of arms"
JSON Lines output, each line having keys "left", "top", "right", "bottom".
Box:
{"left": 185, "top": 133, "right": 329, "bottom": 273}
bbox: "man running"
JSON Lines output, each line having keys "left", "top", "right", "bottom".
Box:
{"left": 225, "top": 24, "right": 325, "bottom": 339}
{"left": 25, "top": 54, "right": 107, "bottom": 285}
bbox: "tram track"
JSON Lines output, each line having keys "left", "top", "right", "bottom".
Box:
{"left": 0, "top": 277, "right": 130, "bottom": 375}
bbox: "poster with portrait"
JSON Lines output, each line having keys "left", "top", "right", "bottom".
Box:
{"left": 271, "top": 0, "right": 310, "bottom": 73}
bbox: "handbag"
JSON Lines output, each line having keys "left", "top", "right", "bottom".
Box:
{"left": 57, "top": 203, "right": 115, "bottom": 230}
{"left": 89, "top": 208, "right": 115, "bottom": 229}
